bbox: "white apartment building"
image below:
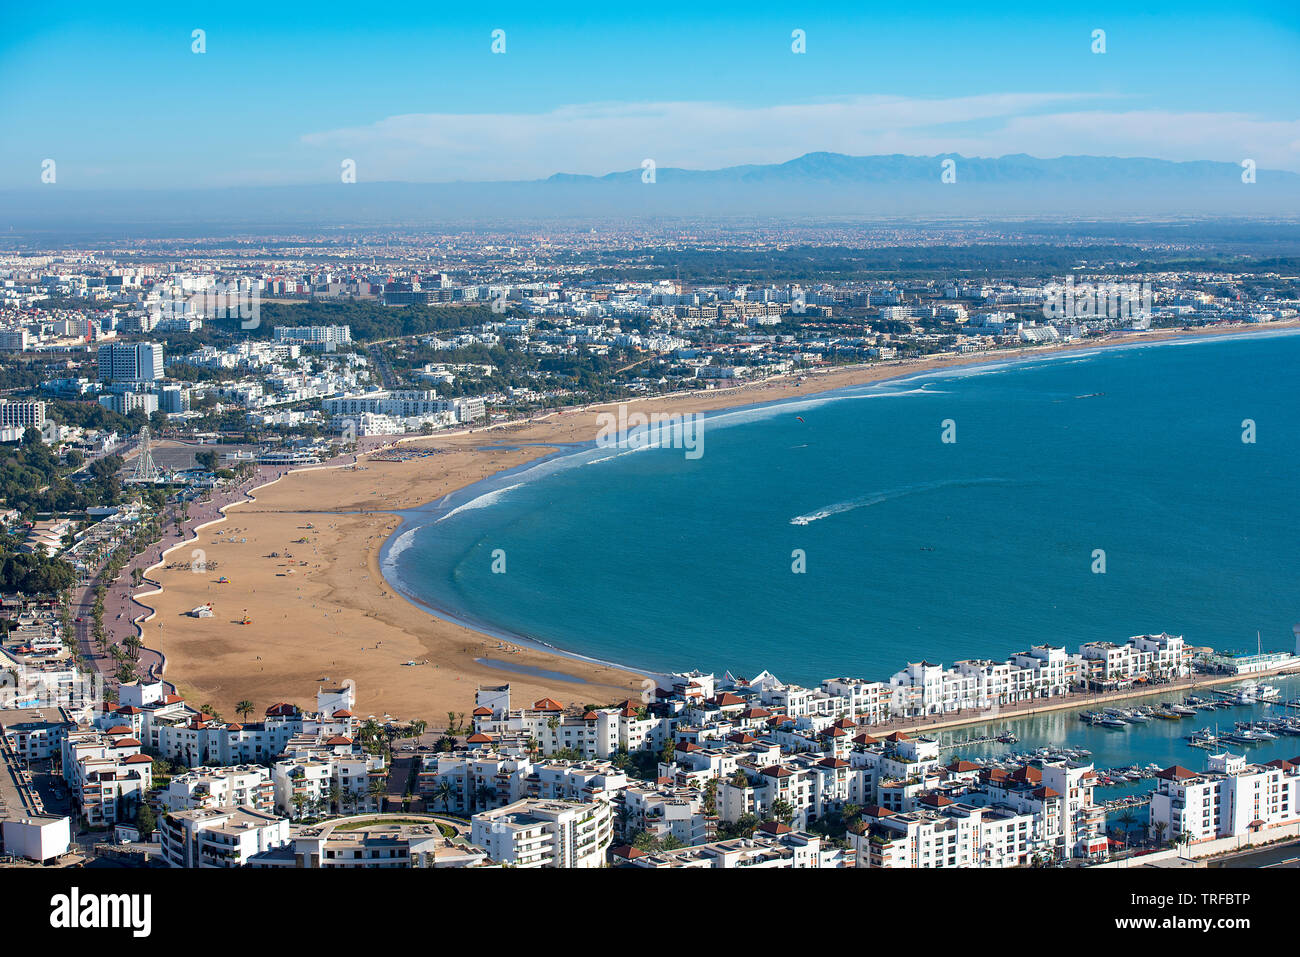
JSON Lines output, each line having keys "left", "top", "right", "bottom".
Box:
{"left": 470, "top": 799, "right": 613, "bottom": 868}
{"left": 1081, "top": 633, "right": 1189, "bottom": 683}
{"left": 322, "top": 390, "right": 483, "bottom": 423}
{"left": 159, "top": 806, "right": 290, "bottom": 868}
{"left": 61, "top": 728, "right": 154, "bottom": 826}
{"left": 163, "top": 765, "right": 275, "bottom": 813}
{"left": 418, "top": 750, "right": 533, "bottom": 814}
{"left": 1149, "top": 753, "right": 1300, "bottom": 846}
{"left": 251, "top": 818, "right": 487, "bottom": 868}
{"left": 619, "top": 786, "right": 714, "bottom": 846}
{"left": 851, "top": 801, "right": 1043, "bottom": 868}
{"left": 274, "top": 324, "right": 352, "bottom": 346}
{"left": 0, "top": 399, "right": 47, "bottom": 430}
{"left": 97, "top": 341, "right": 163, "bottom": 382}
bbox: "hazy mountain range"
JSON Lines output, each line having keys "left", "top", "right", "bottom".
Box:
{"left": 5, "top": 153, "right": 1299, "bottom": 237}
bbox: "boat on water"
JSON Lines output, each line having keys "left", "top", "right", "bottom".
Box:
{"left": 1170, "top": 705, "right": 1198, "bottom": 717}
{"left": 1100, "top": 717, "right": 1128, "bottom": 729}
{"left": 790, "top": 517, "right": 810, "bottom": 526}
{"left": 1125, "top": 711, "right": 1150, "bottom": 723}
{"left": 1232, "top": 681, "right": 1282, "bottom": 705}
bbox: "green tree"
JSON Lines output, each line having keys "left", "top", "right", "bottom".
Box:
{"left": 135, "top": 802, "right": 157, "bottom": 840}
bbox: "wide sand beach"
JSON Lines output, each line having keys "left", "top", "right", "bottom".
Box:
{"left": 141, "top": 322, "right": 1298, "bottom": 726}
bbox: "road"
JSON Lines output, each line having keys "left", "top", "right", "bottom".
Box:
{"left": 1208, "top": 840, "right": 1300, "bottom": 868}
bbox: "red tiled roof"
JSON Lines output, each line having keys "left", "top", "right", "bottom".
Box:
{"left": 1156, "top": 765, "right": 1200, "bottom": 781}
{"left": 466, "top": 732, "right": 494, "bottom": 744}
{"left": 112, "top": 738, "right": 142, "bottom": 748}
{"left": 1032, "top": 786, "right": 1062, "bottom": 799}
{"left": 326, "top": 735, "right": 353, "bottom": 746}
{"left": 817, "top": 757, "right": 849, "bottom": 769}
{"left": 761, "top": 765, "right": 794, "bottom": 778}
{"left": 106, "top": 725, "right": 133, "bottom": 734}
{"left": 472, "top": 707, "right": 494, "bottom": 716}
{"left": 332, "top": 709, "right": 353, "bottom": 718}
{"left": 611, "top": 844, "right": 645, "bottom": 859}
{"left": 123, "top": 754, "right": 152, "bottom": 764}
{"left": 532, "top": 697, "right": 564, "bottom": 712}
{"left": 757, "top": 820, "right": 791, "bottom": 835}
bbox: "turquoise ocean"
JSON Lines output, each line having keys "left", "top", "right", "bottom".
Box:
{"left": 382, "top": 332, "right": 1300, "bottom": 700}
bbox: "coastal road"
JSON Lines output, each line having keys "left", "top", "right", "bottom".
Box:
{"left": 1207, "top": 840, "right": 1300, "bottom": 868}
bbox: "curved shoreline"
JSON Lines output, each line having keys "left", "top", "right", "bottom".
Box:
{"left": 137, "top": 321, "right": 1297, "bottom": 719}
{"left": 375, "top": 324, "right": 1300, "bottom": 681}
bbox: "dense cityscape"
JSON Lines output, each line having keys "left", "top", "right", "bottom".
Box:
{"left": 2, "top": 0, "right": 1296, "bottom": 941}
{"left": 1, "top": 230, "right": 1297, "bottom": 875}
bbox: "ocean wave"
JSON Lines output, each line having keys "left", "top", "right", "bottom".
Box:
{"left": 790, "top": 477, "right": 1013, "bottom": 525}
{"left": 381, "top": 527, "right": 417, "bottom": 568}
{"left": 702, "top": 386, "right": 941, "bottom": 432}
{"left": 436, "top": 483, "right": 525, "bottom": 523}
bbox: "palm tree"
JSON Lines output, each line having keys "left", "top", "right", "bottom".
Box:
{"left": 236, "top": 700, "right": 255, "bottom": 722}
{"left": 432, "top": 781, "right": 455, "bottom": 813}
{"left": 1118, "top": 807, "right": 1137, "bottom": 853}
{"left": 368, "top": 776, "right": 387, "bottom": 811}
{"left": 770, "top": 798, "right": 795, "bottom": 825}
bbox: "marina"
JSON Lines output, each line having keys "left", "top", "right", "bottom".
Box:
{"left": 938, "top": 675, "right": 1300, "bottom": 788}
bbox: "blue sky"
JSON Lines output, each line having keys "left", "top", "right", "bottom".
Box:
{"left": 2, "top": 1, "right": 1298, "bottom": 188}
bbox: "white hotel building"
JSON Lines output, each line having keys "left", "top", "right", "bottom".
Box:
{"left": 470, "top": 799, "right": 613, "bottom": 868}
{"left": 159, "top": 806, "right": 290, "bottom": 868}
{"left": 1149, "top": 753, "right": 1300, "bottom": 845}
{"left": 163, "top": 765, "right": 275, "bottom": 813}
{"left": 1080, "top": 632, "right": 1190, "bottom": 683}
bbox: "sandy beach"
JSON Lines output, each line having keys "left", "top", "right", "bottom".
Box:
{"left": 141, "top": 322, "right": 1299, "bottom": 726}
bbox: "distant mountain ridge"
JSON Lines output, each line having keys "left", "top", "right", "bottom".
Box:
{"left": 4, "top": 153, "right": 1299, "bottom": 236}
{"left": 547, "top": 152, "right": 1285, "bottom": 186}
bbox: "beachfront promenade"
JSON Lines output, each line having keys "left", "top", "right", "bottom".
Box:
{"left": 78, "top": 441, "right": 384, "bottom": 699}
{"left": 872, "top": 665, "right": 1300, "bottom": 739}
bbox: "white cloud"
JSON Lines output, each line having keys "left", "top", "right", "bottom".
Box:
{"left": 300, "top": 94, "right": 1300, "bottom": 180}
